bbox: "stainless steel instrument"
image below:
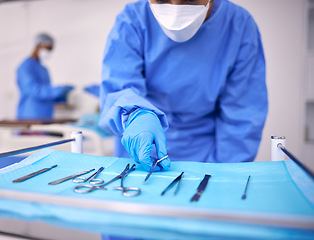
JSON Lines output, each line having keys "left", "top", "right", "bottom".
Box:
{"left": 48, "top": 168, "right": 95, "bottom": 185}
{"left": 13, "top": 165, "right": 58, "bottom": 183}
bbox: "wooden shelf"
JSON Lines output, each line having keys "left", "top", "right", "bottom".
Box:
{"left": 0, "top": 119, "right": 77, "bottom": 127}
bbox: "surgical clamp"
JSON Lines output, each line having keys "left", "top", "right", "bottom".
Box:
{"left": 72, "top": 167, "right": 104, "bottom": 185}
{"left": 74, "top": 164, "right": 141, "bottom": 197}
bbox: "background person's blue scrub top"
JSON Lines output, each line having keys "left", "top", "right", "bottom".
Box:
{"left": 99, "top": 0, "right": 268, "bottom": 163}
{"left": 16, "top": 57, "right": 67, "bottom": 120}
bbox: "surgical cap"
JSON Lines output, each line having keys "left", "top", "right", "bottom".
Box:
{"left": 34, "top": 33, "right": 54, "bottom": 46}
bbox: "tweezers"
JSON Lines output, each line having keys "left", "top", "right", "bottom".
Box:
{"left": 161, "top": 172, "right": 184, "bottom": 196}
{"left": 143, "top": 155, "right": 168, "bottom": 184}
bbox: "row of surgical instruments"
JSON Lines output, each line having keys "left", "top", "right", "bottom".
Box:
{"left": 12, "top": 162, "right": 251, "bottom": 200}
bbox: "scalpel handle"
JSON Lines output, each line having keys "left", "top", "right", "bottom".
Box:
{"left": 191, "top": 174, "right": 211, "bottom": 202}
{"left": 48, "top": 169, "right": 95, "bottom": 185}
{"left": 13, "top": 165, "right": 58, "bottom": 183}
{"left": 197, "top": 174, "right": 211, "bottom": 193}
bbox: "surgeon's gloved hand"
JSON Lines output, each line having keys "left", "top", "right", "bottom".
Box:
{"left": 84, "top": 84, "right": 100, "bottom": 97}
{"left": 54, "top": 95, "right": 67, "bottom": 103}
{"left": 53, "top": 85, "right": 74, "bottom": 101}
{"left": 61, "top": 85, "right": 74, "bottom": 95}
{"left": 121, "top": 109, "right": 171, "bottom": 172}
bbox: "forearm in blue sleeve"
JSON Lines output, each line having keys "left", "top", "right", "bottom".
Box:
{"left": 98, "top": 6, "right": 168, "bottom": 137}
{"left": 99, "top": 88, "right": 168, "bottom": 137}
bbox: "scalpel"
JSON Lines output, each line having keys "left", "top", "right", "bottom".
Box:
{"left": 48, "top": 169, "right": 95, "bottom": 185}
{"left": 191, "top": 174, "right": 211, "bottom": 202}
{"left": 13, "top": 165, "right": 57, "bottom": 183}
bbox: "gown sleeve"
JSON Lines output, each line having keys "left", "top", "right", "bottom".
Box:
{"left": 215, "top": 16, "right": 268, "bottom": 163}
{"left": 99, "top": 6, "right": 168, "bottom": 137}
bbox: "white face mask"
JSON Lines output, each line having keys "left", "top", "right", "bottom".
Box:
{"left": 149, "top": 1, "right": 210, "bottom": 42}
{"left": 38, "top": 48, "right": 52, "bottom": 62}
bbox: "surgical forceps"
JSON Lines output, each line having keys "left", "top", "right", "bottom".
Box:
{"left": 161, "top": 172, "right": 184, "bottom": 196}
{"left": 74, "top": 164, "right": 141, "bottom": 197}
{"left": 72, "top": 167, "right": 104, "bottom": 185}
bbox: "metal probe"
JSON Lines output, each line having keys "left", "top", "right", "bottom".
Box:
{"left": 0, "top": 138, "right": 75, "bottom": 159}
{"left": 241, "top": 175, "right": 251, "bottom": 200}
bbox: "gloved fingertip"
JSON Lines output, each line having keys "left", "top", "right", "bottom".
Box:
{"left": 132, "top": 156, "right": 141, "bottom": 164}
{"left": 121, "top": 136, "right": 139, "bottom": 164}
{"left": 140, "top": 160, "right": 153, "bottom": 172}
{"left": 160, "top": 157, "right": 171, "bottom": 171}
{"left": 153, "top": 157, "right": 171, "bottom": 172}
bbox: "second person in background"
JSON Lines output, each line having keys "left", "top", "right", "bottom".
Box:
{"left": 16, "top": 33, "right": 74, "bottom": 120}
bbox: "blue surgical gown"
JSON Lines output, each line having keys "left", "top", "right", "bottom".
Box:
{"left": 16, "top": 57, "right": 64, "bottom": 119}
{"left": 99, "top": 0, "right": 268, "bottom": 163}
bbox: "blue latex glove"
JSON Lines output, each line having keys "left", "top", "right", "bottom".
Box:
{"left": 84, "top": 84, "right": 100, "bottom": 97}
{"left": 54, "top": 95, "right": 67, "bottom": 103}
{"left": 52, "top": 85, "right": 73, "bottom": 100}
{"left": 53, "top": 86, "right": 74, "bottom": 102}
{"left": 121, "top": 109, "right": 171, "bottom": 172}
{"left": 62, "top": 85, "right": 74, "bottom": 94}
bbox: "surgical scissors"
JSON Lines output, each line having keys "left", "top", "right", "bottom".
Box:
{"left": 72, "top": 167, "right": 104, "bottom": 185}
{"left": 74, "top": 164, "right": 141, "bottom": 197}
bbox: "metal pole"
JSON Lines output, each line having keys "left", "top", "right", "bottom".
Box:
{"left": 0, "top": 138, "right": 75, "bottom": 159}
{"left": 277, "top": 143, "right": 314, "bottom": 180}
{"left": 71, "top": 131, "right": 83, "bottom": 153}
{"left": 271, "top": 136, "right": 286, "bottom": 161}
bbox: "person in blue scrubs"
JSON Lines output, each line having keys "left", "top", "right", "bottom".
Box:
{"left": 99, "top": 0, "right": 268, "bottom": 172}
{"left": 16, "top": 33, "right": 74, "bottom": 120}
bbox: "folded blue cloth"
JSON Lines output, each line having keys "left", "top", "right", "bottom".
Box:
{"left": 0, "top": 156, "right": 27, "bottom": 169}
